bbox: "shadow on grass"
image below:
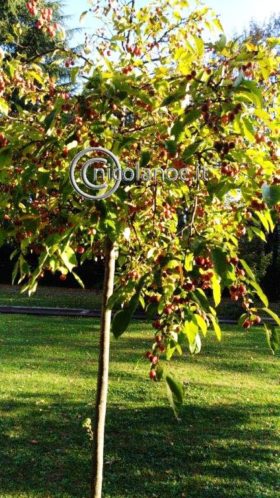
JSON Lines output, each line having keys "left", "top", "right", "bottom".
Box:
{"left": 0, "top": 396, "right": 279, "bottom": 498}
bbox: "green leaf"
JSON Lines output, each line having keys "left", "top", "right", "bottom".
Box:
{"left": 111, "top": 309, "right": 132, "bottom": 338}
{"left": 0, "top": 97, "right": 9, "bottom": 115}
{"left": 156, "top": 364, "right": 164, "bottom": 381}
{"left": 265, "top": 325, "right": 280, "bottom": 355}
{"left": 171, "top": 119, "right": 185, "bottom": 141}
{"left": 192, "top": 288, "right": 211, "bottom": 312}
{"left": 262, "top": 308, "right": 280, "bottom": 326}
{"left": 60, "top": 246, "right": 77, "bottom": 272}
{"left": 183, "top": 319, "right": 199, "bottom": 347}
{"left": 211, "top": 248, "right": 234, "bottom": 286}
{"left": 215, "top": 34, "right": 227, "bottom": 51}
{"left": 254, "top": 211, "right": 270, "bottom": 232}
{"left": 249, "top": 281, "right": 269, "bottom": 307}
{"left": 240, "top": 259, "right": 255, "bottom": 280}
{"left": 235, "top": 80, "right": 263, "bottom": 108}
{"left": 209, "top": 315, "right": 222, "bottom": 341}
{"left": 207, "top": 180, "right": 236, "bottom": 200}
{"left": 166, "top": 374, "right": 184, "bottom": 419}
{"left": 184, "top": 109, "right": 200, "bottom": 125}
{"left": 139, "top": 150, "right": 151, "bottom": 168}
{"left": 44, "top": 108, "right": 58, "bottom": 131}
{"left": 0, "top": 147, "right": 12, "bottom": 167}
{"left": 262, "top": 185, "right": 280, "bottom": 207}
{"left": 112, "top": 275, "right": 146, "bottom": 338}
{"left": 161, "top": 88, "right": 186, "bottom": 106}
{"left": 165, "top": 140, "right": 177, "bottom": 155}
{"left": 5, "top": 61, "right": 16, "bottom": 78}
{"left": 212, "top": 273, "right": 221, "bottom": 306}
{"left": 212, "top": 248, "right": 227, "bottom": 276}
{"left": 251, "top": 226, "right": 266, "bottom": 242}
{"left": 193, "top": 314, "right": 207, "bottom": 336}
{"left": 72, "top": 271, "right": 85, "bottom": 289}
{"left": 182, "top": 141, "right": 200, "bottom": 161}
{"left": 233, "top": 72, "right": 244, "bottom": 88}
{"left": 71, "top": 67, "right": 80, "bottom": 84}
{"left": 184, "top": 253, "right": 193, "bottom": 271}
{"left": 189, "top": 333, "right": 202, "bottom": 354}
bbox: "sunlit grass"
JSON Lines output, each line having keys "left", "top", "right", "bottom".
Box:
{"left": 0, "top": 315, "right": 279, "bottom": 497}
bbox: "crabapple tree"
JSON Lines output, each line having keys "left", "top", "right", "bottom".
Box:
{"left": 0, "top": 0, "right": 280, "bottom": 496}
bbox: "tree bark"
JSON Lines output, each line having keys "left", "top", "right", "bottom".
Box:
{"left": 91, "top": 238, "right": 116, "bottom": 498}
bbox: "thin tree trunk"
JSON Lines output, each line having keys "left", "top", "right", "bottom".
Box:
{"left": 91, "top": 238, "right": 116, "bottom": 498}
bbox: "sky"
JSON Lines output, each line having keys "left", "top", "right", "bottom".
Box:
{"left": 63, "top": 0, "right": 280, "bottom": 46}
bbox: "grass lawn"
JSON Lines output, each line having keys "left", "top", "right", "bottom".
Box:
{"left": 1, "top": 285, "right": 279, "bottom": 323}
{"left": 0, "top": 315, "right": 279, "bottom": 497}
{"left": 0, "top": 285, "right": 102, "bottom": 309}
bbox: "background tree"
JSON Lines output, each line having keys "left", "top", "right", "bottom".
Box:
{"left": 0, "top": 0, "right": 76, "bottom": 83}
{"left": 0, "top": 1, "right": 280, "bottom": 497}
{"left": 238, "top": 12, "right": 280, "bottom": 298}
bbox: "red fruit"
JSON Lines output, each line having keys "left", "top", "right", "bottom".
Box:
{"left": 90, "top": 139, "right": 99, "bottom": 147}
{"left": 242, "top": 319, "right": 251, "bottom": 329}
{"left": 238, "top": 284, "right": 247, "bottom": 295}
{"left": 237, "top": 225, "right": 246, "bottom": 237}
{"left": 230, "top": 256, "right": 239, "bottom": 265}
{"left": 183, "top": 281, "right": 195, "bottom": 292}
{"left": 155, "top": 254, "right": 164, "bottom": 265}
{"left": 149, "top": 370, "right": 156, "bottom": 380}
{"left": 59, "top": 274, "right": 67, "bottom": 281}
{"left": 251, "top": 199, "right": 265, "bottom": 211}
{"left": 150, "top": 295, "right": 160, "bottom": 303}
{"left": 152, "top": 320, "right": 161, "bottom": 330}
{"left": 255, "top": 133, "right": 265, "bottom": 144}
{"left": 76, "top": 245, "right": 85, "bottom": 255}
{"left": 221, "top": 115, "right": 229, "bottom": 125}
{"left": 145, "top": 351, "right": 153, "bottom": 360}
{"left": 196, "top": 207, "right": 205, "bottom": 217}
{"left": 151, "top": 356, "right": 158, "bottom": 365}
{"left": 62, "top": 147, "right": 68, "bottom": 157}
{"left": 195, "top": 256, "right": 205, "bottom": 267}
{"left": 35, "top": 20, "right": 43, "bottom": 29}
{"left": 236, "top": 268, "right": 245, "bottom": 277}
{"left": 253, "top": 316, "right": 261, "bottom": 325}
{"left": 0, "top": 133, "right": 8, "bottom": 147}
{"left": 164, "top": 305, "right": 173, "bottom": 315}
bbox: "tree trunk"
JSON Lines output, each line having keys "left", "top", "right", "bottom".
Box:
{"left": 91, "top": 238, "right": 116, "bottom": 498}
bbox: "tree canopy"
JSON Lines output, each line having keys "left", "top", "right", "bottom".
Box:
{"left": 1, "top": 0, "right": 280, "bottom": 382}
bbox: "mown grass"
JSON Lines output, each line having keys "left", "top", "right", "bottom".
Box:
{"left": 0, "top": 284, "right": 102, "bottom": 309}
{"left": 1, "top": 284, "right": 279, "bottom": 321}
{"left": 0, "top": 314, "right": 279, "bottom": 497}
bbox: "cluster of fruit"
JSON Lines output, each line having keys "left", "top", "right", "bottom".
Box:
{"left": 26, "top": 1, "right": 38, "bottom": 16}
{"left": 230, "top": 283, "right": 247, "bottom": 302}
{"left": 214, "top": 140, "right": 236, "bottom": 156}
{"left": 146, "top": 335, "right": 165, "bottom": 381}
{"left": 26, "top": 1, "right": 59, "bottom": 38}
{"left": 221, "top": 162, "right": 239, "bottom": 177}
{"left": 242, "top": 315, "right": 261, "bottom": 329}
{"left": 201, "top": 101, "right": 242, "bottom": 129}
{"left": 65, "top": 58, "right": 75, "bottom": 68}
{"left": 126, "top": 45, "right": 141, "bottom": 56}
